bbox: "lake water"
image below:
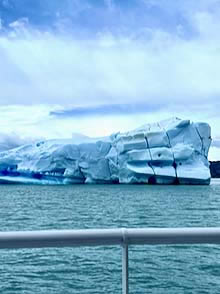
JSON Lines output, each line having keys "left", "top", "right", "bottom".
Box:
{"left": 1, "top": 180, "right": 220, "bottom": 293}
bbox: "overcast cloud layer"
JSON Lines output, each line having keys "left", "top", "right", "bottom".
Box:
{"left": 0, "top": 0, "right": 220, "bottom": 159}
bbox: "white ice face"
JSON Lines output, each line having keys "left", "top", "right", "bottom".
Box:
{"left": 0, "top": 118, "right": 211, "bottom": 185}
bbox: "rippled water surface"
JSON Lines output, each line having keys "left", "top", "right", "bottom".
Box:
{"left": 1, "top": 180, "right": 220, "bottom": 293}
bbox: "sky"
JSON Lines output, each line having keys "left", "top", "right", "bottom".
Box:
{"left": 0, "top": 0, "right": 220, "bottom": 159}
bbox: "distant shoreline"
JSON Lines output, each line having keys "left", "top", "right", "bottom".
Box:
{"left": 210, "top": 161, "right": 220, "bottom": 178}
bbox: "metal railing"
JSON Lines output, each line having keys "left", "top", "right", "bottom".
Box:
{"left": 1, "top": 227, "right": 220, "bottom": 294}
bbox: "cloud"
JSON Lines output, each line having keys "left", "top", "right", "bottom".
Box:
{"left": 50, "top": 102, "right": 164, "bottom": 117}
{"left": 0, "top": 4, "right": 219, "bottom": 110}
{"left": 211, "top": 139, "right": 220, "bottom": 148}
{"left": 0, "top": 23, "right": 220, "bottom": 109}
{"left": 208, "top": 146, "right": 220, "bottom": 161}
{"left": 0, "top": 132, "right": 38, "bottom": 151}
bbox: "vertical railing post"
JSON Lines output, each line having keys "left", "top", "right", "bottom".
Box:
{"left": 122, "top": 244, "right": 129, "bottom": 294}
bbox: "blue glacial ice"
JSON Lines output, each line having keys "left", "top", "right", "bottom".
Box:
{"left": 0, "top": 118, "right": 212, "bottom": 185}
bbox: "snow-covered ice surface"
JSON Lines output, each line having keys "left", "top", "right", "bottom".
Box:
{"left": 0, "top": 118, "right": 211, "bottom": 185}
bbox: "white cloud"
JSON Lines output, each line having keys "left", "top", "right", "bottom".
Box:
{"left": 0, "top": 132, "right": 38, "bottom": 151}
{"left": 208, "top": 146, "right": 220, "bottom": 161}
{"left": 0, "top": 11, "right": 219, "bottom": 108}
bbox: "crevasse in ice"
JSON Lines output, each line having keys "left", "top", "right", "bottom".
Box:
{"left": 0, "top": 118, "right": 211, "bottom": 185}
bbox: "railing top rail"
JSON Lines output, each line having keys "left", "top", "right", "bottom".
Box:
{"left": 0, "top": 227, "right": 220, "bottom": 249}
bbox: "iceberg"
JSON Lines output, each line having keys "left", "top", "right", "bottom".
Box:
{"left": 0, "top": 118, "right": 211, "bottom": 185}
